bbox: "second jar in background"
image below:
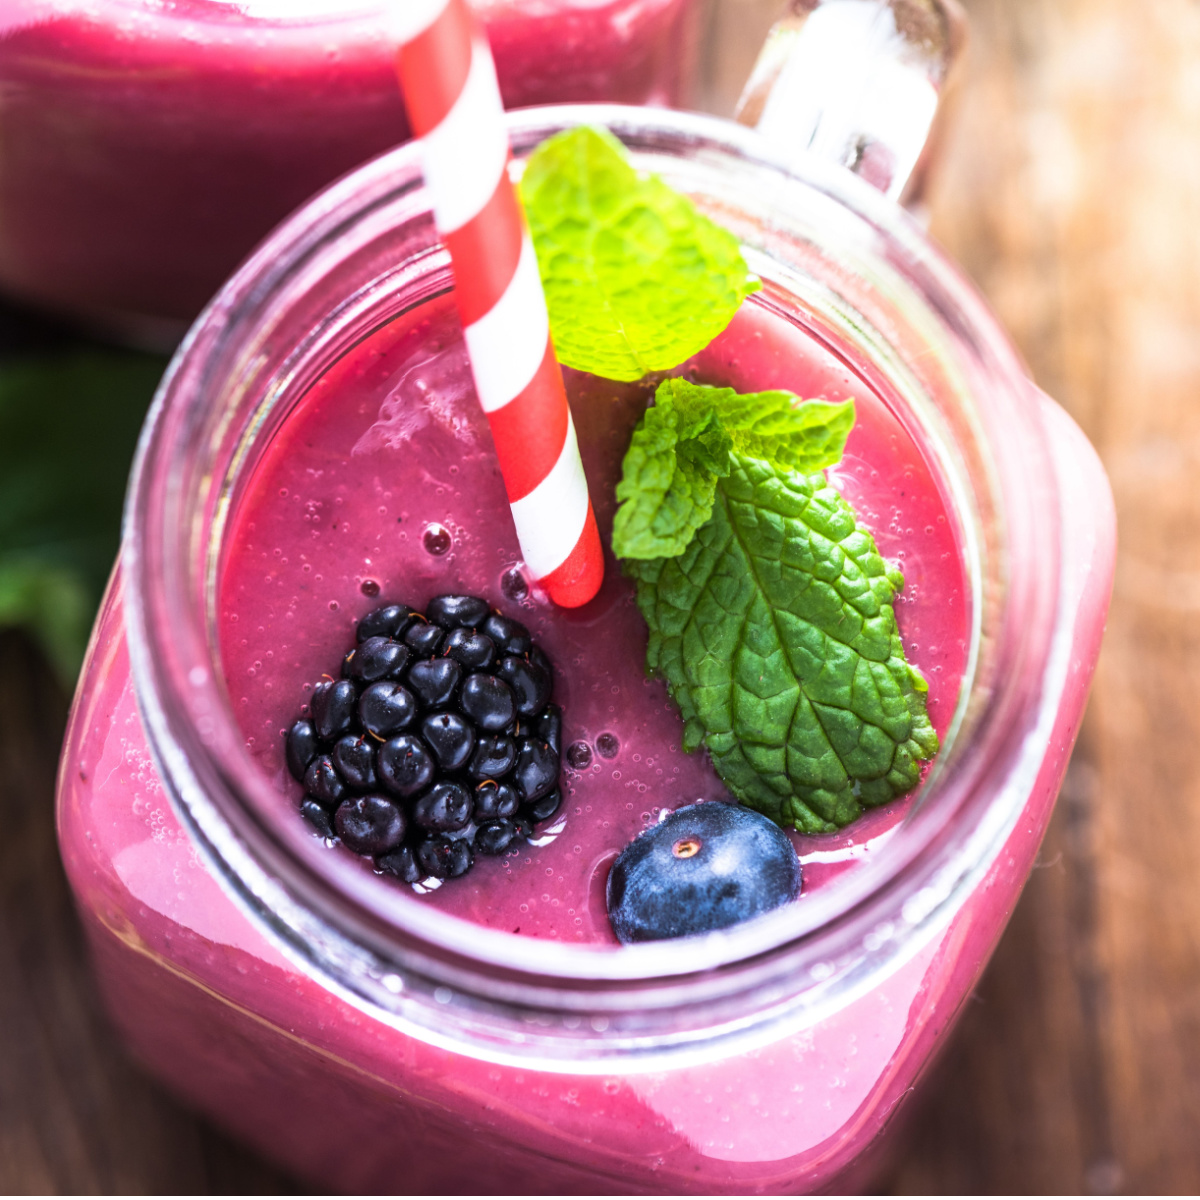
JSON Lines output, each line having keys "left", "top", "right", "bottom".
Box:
{"left": 0, "top": 0, "right": 699, "bottom": 338}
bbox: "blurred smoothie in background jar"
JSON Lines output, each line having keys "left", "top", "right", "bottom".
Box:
{"left": 0, "top": 0, "right": 699, "bottom": 342}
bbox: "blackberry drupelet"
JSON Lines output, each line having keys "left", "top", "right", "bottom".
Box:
{"left": 284, "top": 595, "right": 565, "bottom": 886}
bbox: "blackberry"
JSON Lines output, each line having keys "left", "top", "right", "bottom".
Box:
{"left": 335, "top": 794, "right": 407, "bottom": 855}
{"left": 468, "top": 735, "right": 517, "bottom": 782}
{"left": 343, "top": 636, "right": 410, "bottom": 683}
{"left": 311, "top": 678, "right": 358, "bottom": 741}
{"left": 443, "top": 628, "right": 497, "bottom": 670}
{"left": 359, "top": 681, "right": 417, "bottom": 739}
{"left": 459, "top": 673, "right": 516, "bottom": 732}
{"left": 286, "top": 720, "right": 319, "bottom": 782}
{"left": 475, "top": 819, "right": 521, "bottom": 856}
{"left": 357, "top": 604, "right": 413, "bottom": 641}
{"left": 413, "top": 781, "right": 473, "bottom": 833}
{"left": 474, "top": 780, "right": 520, "bottom": 821}
{"left": 496, "top": 655, "right": 551, "bottom": 717}
{"left": 283, "top": 593, "right": 566, "bottom": 887}
{"left": 331, "top": 734, "right": 377, "bottom": 791}
{"left": 404, "top": 620, "right": 444, "bottom": 656}
{"left": 378, "top": 734, "right": 435, "bottom": 798}
{"left": 421, "top": 711, "right": 476, "bottom": 772}
{"left": 408, "top": 656, "right": 461, "bottom": 708}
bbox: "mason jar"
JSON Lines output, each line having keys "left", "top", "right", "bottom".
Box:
{"left": 55, "top": 98, "right": 1115, "bottom": 1192}
{"left": 0, "top": 0, "right": 700, "bottom": 342}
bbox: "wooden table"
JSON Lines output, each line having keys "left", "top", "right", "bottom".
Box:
{"left": 4, "top": 0, "right": 1200, "bottom": 1190}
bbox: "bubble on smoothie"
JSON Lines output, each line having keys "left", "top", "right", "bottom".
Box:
{"left": 422, "top": 523, "right": 452, "bottom": 556}
{"left": 352, "top": 343, "right": 476, "bottom": 455}
{"left": 595, "top": 732, "right": 619, "bottom": 759}
{"left": 501, "top": 566, "right": 529, "bottom": 601}
{"left": 360, "top": 578, "right": 381, "bottom": 597}
{"left": 566, "top": 741, "right": 592, "bottom": 770}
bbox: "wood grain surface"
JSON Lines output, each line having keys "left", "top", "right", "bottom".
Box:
{"left": 3, "top": 0, "right": 1200, "bottom": 1192}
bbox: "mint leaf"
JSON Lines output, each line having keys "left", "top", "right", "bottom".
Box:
{"left": 612, "top": 379, "right": 855, "bottom": 562}
{"left": 626, "top": 456, "right": 938, "bottom": 833}
{"left": 520, "top": 126, "right": 760, "bottom": 381}
{"left": 0, "top": 350, "right": 166, "bottom": 683}
{"left": 612, "top": 392, "right": 732, "bottom": 560}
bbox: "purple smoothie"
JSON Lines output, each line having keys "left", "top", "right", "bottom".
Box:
{"left": 0, "top": 0, "right": 697, "bottom": 331}
{"left": 55, "top": 289, "right": 1114, "bottom": 1189}
{"left": 217, "top": 294, "right": 969, "bottom": 938}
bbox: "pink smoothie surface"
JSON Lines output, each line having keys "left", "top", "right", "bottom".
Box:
{"left": 0, "top": 0, "right": 696, "bottom": 326}
{"left": 216, "top": 293, "right": 971, "bottom": 944}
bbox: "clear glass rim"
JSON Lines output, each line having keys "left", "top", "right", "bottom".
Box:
{"left": 123, "top": 105, "right": 1061, "bottom": 1054}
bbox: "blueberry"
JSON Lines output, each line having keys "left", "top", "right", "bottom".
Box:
{"left": 303, "top": 754, "right": 346, "bottom": 805}
{"left": 421, "top": 711, "right": 476, "bottom": 772}
{"left": 300, "top": 798, "right": 335, "bottom": 838}
{"left": 481, "top": 613, "right": 532, "bottom": 656}
{"left": 335, "top": 794, "right": 407, "bottom": 855}
{"left": 378, "top": 734, "right": 435, "bottom": 798}
{"left": 496, "top": 655, "right": 551, "bottom": 717}
{"left": 443, "top": 628, "right": 497, "bottom": 670}
{"left": 512, "top": 737, "right": 559, "bottom": 804}
{"left": 357, "top": 604, "right": 413, "bottom": 642}
{"left": 536, "top": 705, "right": 563, "bottom": 756}
{"left": 467, "top": 735, "right": 517, "bottom": 782}
{"left": 344, "top": 636, "right": 410, "bottom": 683}
{"left": 331, "top": 734, "right": 378, "bottom": 790}
{"left": 377, "top": 843, "right": 423, "bottom": 883}
{"left": 404, "top": 621, "right": 444, "bottom": 656}
{"left": 407, "top": 656, "right": 461, "bottom": 709}
{"left": 606, "top": 802, "right": 801, "bottom": 944}
{"left": 523, "top": 787, "right": 561, "bottom": 824}
{"left": 359, "top": 681, "right": 418, "bottom": 738}
{"left": 413, "top": 781, "right": 473, "bottom": 833}
{"left": 416, "top": 835, "right": 473, "bottom": 879}
{"left": 473, "top": 780, "right": 520, "bottom": 821}
{"left": 475, "top": 820, "right": 520, "bottom": 856}
{"left": 427, "top": 594, "right": 491, "bottom": 630}
{"left": 460, "top": 674, "right": 516, "bottom": 732}
{"left": 311, "top": 678, "right": 358, "bottom": 741}
{"left": 285, "top": 720, "right": 319, "bottom": 782}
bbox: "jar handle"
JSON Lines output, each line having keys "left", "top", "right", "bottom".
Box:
{"left": 735, "top": 0, "right": 967, "bottom": 206}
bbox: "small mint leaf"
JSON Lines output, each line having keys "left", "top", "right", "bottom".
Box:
{"left": 612, "top": 382, "right": 733, "bottom": 560}
{"left": 716, "top": 389, "right": 856, "bottom": 474}
{"left": 520, "top": 126, "right": 760, "bottom": 382}
{"left": 626, "top": 454, "right": 939, "bottom": 833}
{"left": 613, "top": 379, "right": 856, "bottom": 561}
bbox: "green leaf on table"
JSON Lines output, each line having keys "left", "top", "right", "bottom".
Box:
{"left": 614, "top": 382, "right": 937, "bottom": 833}
{"left": 0, "top": 351, "right": 166, "bottom": 683}
{"left": 519, "top": 126, "right": 760, "bottom": 382}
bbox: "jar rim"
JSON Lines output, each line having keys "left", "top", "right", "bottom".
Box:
{"left": 124, "top": 104, "right": 1062, "bottom": 1064}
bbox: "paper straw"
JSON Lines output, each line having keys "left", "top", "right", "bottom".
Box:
{"left": 393, "top": 0, "right": 604, "bottom": 609}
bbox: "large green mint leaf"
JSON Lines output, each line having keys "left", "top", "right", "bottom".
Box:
{"left": 626, "top": 454, "right": 939, "bottom": 833}
{"left": 612, "top": 379, "right": 856, "bottom": 561}
{"left": 520, "top": 126, "right": 760, "bottom": 381}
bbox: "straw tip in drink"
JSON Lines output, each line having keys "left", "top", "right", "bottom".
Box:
{"left": 539, "top": 506, "right": 604, "bottom": 608}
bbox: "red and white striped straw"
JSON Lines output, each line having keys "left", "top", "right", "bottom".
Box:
{"left": 393, "top": 0, "right": 604, "bottom": 609}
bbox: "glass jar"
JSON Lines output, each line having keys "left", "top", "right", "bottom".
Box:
{"left": 0, "top": 0, "right": 699, "bottom": 341}
{"left": 56, "top": 104, "right": 1115, "bottom": 1192}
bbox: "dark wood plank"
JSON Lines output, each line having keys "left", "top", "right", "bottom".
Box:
{"left": 890, "top": 0, "right": 1200, "bottom": 1192}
